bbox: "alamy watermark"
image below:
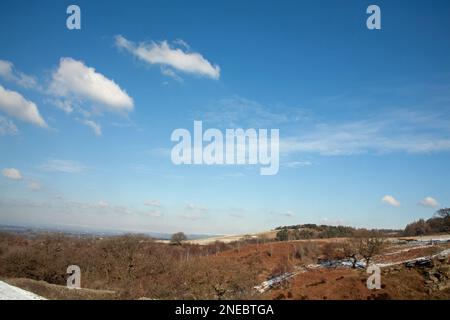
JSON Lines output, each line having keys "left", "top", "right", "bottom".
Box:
{"left": 171, "top": 121, "right": 279, "bottom": 175}
{"left": 66, "top": 5, "right": 81, "bottom": 30}
{"left": 367, "top": 5, "right": 381, "bottom": 30}
{"left": 65, "top": 4, "right": 379, "bottom": 31}
{"left": 67, "top": 265, "right": 81, "bottom": 289}
{"left": 366, "top": 264, "right": 381, "bottom": 290}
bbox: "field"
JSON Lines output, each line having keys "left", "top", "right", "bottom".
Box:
{"left": 0, "top": 231, "right": 449, "bottom": 300}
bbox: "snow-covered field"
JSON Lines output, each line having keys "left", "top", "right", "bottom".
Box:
{"left": 0, "top": 281, "right": 46, "bottom": 300}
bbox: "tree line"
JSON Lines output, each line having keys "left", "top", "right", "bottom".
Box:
{"left": 275, "top": 208, "right": 450, "bottom": 241}
{"left": 403, "top": 208, "right": 450, "bottom": 236}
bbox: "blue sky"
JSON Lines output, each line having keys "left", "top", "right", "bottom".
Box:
{"left": 1, "top": 0, "right": 450, "bottom": 234}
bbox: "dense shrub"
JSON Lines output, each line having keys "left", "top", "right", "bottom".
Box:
{"left": 0, "top": 233, "right": 260, "bottom": 299}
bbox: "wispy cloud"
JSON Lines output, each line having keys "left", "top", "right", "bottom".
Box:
{"left": 147, "top": 210, "right": 162, "bottom": 218}
{"left": 270, "top": 210, "right": 295, "bottom": 218}
{"left": 282, "top": 160, "right": 312, "bottom": 168}
{"left": 181, "top": 203, "right": 208, "bottom": 220}
{"left": 0, "top": 116, "right": 18, "bottom": 136}
{"left": 186, "top": 203, "right": 208, "bottom": 212}
{"left": 282, "top": 110, "right": 450, "bottom": 156}
{"left": 80, "top": 119, "right": 102, "bottom": 136}
{"left": 197, "top": 97, "right": 450, "bottom": 158}
{"left": 27, "top": 180, "right": 41, "bottom": 191}
{"left": 200, "top": 96, "right": 304, "bottom": 128}
{"left": 144, "top": 200, "right": 161, "bottom": 207}
{"left": 40, "top": 159, "right": 87, "bottom": 173}
{"left": 47, "top": 98, "right": 74, "bottom": 114}
{"left": 181, "top": 213, "right": 206, "bottom": 221}
{"left": 98, "top": 200, "right": 109, "bottom": 208}
{"left": 0, "top": 59, "right": 39, "bottom": 90}
{"left": 115, "top": 35, "right": 220, "bottom": 79}
{"left": 160, "top": 67, "right": 183, "bottom": 82}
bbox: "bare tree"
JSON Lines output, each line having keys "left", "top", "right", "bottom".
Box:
{"left": 436, "top": 208, "right": 450, "bottom": 219}
{"left": 358, "top": 237, "right": 385, "bottom": 266}
{"left": 342, "top": 240, "right": 359, "bottom": 268}
{"left": 170, "top": 232, "right": 187, "bottom": 246}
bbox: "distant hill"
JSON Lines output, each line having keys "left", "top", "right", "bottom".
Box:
{"left": 273, "top": 223, "right": 402, "bottom": 241}
{"left": 0, "top": 224, "right": 221, "bottom": 241}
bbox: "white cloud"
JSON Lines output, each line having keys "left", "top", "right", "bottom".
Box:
{"left": 115, "top": 35, "right": 220, "bottom": 79}
{"left": 49, "top": 57, "right": 134, "bottom": 113}
{"left": 144, "top": 200, "right": 161, "bottom": 207}
{"left": 0, "top": 59, "right": 38, "bottom": 89}
{"left": 40, "top": 159, "right": 86, "bottom": 173}
{"left": 1, "top": 168, "right": 41, "bottom": 190}
{"left": 419, "top": 196, "right": 439, "bottom": 208}
{"left": 0, "top": 85, "right": 47, "bottom": 128}
{"left": 81, "top": 119, "right": 102, "bottom": 136}
{"left": 381, "top": 195, "right": 400, "bottom": 207}
{"left": 2, "top": 168, "right": 22, "bottom": 180}
{"left": 0, "top": 116, "right": 18, "bottom": 135}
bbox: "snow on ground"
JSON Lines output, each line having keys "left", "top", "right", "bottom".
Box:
{"left": 0, "top": 281, "right": 46, "bottom": 300}
{"left": 375, "top": 248, "right": 450, "bottom": 268}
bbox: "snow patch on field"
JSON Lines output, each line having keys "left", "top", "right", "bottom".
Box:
{"left": 0, "top": 281, "right": 46, "bottom": 300}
